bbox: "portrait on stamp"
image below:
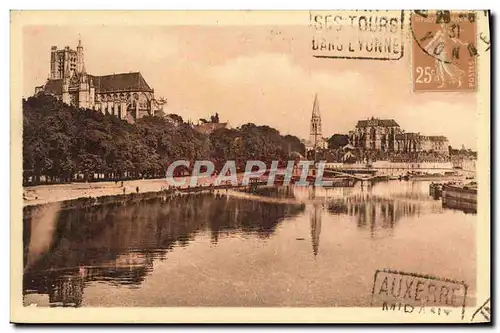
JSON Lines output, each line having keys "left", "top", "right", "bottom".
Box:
{"left": 411, "top": 10, "right": 478, "bottom": 91}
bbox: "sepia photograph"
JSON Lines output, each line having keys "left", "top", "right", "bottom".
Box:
{"left": 10, "top": 9, "right": 491, "bottom": 324}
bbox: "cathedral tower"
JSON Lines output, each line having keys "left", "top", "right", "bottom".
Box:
{"left": 78, "top": 62, "right": 90, "bottom": 109}
{"left": 50, "top": 45, "right": 77, "bottom": 79}
{"left": 62, "top": 71, "right": 70, "bottom": 105}
{"left": 77, "top": 38, "right": 85, "bottom": 73}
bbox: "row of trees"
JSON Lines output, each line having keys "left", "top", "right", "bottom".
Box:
{"left": 23, "top": 95, "right": 306, "bottom": 185}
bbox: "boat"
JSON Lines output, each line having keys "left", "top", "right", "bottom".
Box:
{"left": 322, "top": 176, "right": 356, "bottom": 187}
{"left": 290, "top": 175, "right": 356, "bottom": 187}
{"left": 410, "top": 174, "right": 466, "bottom": 181}
{"left": 429, "top": 182, "right": 443, "bottom": 199}
{"left": 399, "top": 174, "right": 410, "bottom": 181}
{"left": 441, "top": 182, "right": 477, "bottom": 213}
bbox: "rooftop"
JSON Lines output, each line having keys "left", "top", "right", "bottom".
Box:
{"left": 194, "top": 122, "right": 228, "bottom": 135}
{"left": 39, "top": 72, "right": 154, "bottom": 95}
{"left": 356, "top": 118, "right": 399, "bottom": 128}
{"left": 92, "top": 72, "right": 153, "bottom": 93}
{"left": 42, "top": 79, "right": 63, "bottom": 95}
{"left": 425, "top": 135, "right": 448, "bottom": 141}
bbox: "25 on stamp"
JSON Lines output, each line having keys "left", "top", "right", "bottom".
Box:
{"left": 411, "top": 10, "right": 478, "bottom": 92}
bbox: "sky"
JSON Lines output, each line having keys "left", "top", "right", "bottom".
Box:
{"left": 22, "top": 24, "right": 479, "bottom": 150}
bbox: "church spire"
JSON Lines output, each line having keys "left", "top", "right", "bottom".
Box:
{"left": 312, "top": 93, "right": 320, "bottom": 119}
{"left": 310, "top": 204, "right": 322, "bottom": 258}
{"left": 307, "top": 93, "right": 326, "bottom": 154}
{"left": 310, "top": 93, "right": 322, "bottom": 139}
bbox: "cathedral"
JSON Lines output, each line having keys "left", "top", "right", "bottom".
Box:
{"left": 35, "top": 39, "right": 160, "bottom": 122}
{"left": 304, "top": 94, "right": 328, "bottom": 152}
{"left": 348, "top": 117, "right": 449, "bottom": 155}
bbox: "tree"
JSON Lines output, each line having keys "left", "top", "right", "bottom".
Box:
{"left": 282, "top": 134, "right": 305, "bottom": 156}
{"left": 23, "top": 95, "right": 309, "bottom": 185}
{"left": 327, "top": 134, "right": 349, "bottom": 150}
{"left": 167, "top": 113, "right": 184, "bottom": 124}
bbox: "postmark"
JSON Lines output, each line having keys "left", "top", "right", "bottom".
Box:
{"left": 411, "top": 10, "right": 478, "bottom": 91}
{"left": 371, "top": 269, "right": 468, "bottom": 320}
{"left": 471, "top": 298, "right": 491, "bottom": 323}
{"left": 310, "top": 10, "right": 404, "bottom": 60}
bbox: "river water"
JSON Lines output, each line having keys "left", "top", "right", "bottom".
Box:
{"left": 23, "top": 180, "right": 476, "bottom": 307}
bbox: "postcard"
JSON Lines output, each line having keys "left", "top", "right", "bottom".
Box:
{"left": 10, "top": 10, "right": 491, "bottom": 323}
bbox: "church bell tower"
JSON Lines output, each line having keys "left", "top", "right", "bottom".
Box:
{"left": 310, "top": 94, "right": 322, "bottom": 148}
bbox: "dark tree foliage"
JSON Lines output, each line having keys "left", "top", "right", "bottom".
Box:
{"left": 23, "top": 95, "right": 305, "bottom": 185}
{"left": 327, "top": 134, "right": 349, "bottom": 150}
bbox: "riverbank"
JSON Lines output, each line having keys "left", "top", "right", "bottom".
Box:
{"left": 23, "top": 176, "right": 227, "bottom": 207}
{"left": 22, "top": 167, "right": 473, "bottom": 210}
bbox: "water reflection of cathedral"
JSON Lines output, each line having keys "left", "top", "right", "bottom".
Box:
{"left": 24, "top": 251, "right": 157, "bottom": 307}
{"left": 329, "top": 194, "right": 420, "bottom": 230}
{"left": 48, "top": 274, "right": 85, "bottom": 307}
{"left": 23, "top": 194, "right": 305, "bottom": 307}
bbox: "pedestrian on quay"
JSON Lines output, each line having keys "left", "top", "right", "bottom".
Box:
{"left": 123, "top": 187, "right": 126, "bottom": 194}
{"left": 136, "top": 186, "right": 139, "bottom": 193}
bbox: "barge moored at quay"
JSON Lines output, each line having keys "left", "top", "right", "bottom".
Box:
{"left": 441, "top": 182, "right": 477, "bottom": 213}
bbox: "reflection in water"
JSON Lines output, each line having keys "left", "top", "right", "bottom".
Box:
{"left": 23, "top": 194, "right": 305, "bottom": 307}
{"left": 23, "top": 181, "right": 474, "bottom": 307}
{"left": 328, "top": 194, "right": 425, "bottom": 232}
{"left": 310, "top": 204, "right": 322, "bottom": 257}
{"left": 300, "top": 182, "right": 443, "bottom": 257}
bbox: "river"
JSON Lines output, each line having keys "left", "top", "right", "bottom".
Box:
{"left": 22, "top": 180, "right": 476, "bottom": 307}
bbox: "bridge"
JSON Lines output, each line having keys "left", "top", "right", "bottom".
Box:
{"left": 323, "top": 169, "right": 384, "bottom": 181}
{"left": 323, "top": 163, "right": 475, "bottom": 181}
{"left": 222, "top": 189, "right": 442, "bottom": 207}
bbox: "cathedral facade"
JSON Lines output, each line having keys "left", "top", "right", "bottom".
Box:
{"left": 348, "top": 117, "right": 449, "bottom": 155}
{"left": 35, "top": 40, "right": 160, "bottom": 122}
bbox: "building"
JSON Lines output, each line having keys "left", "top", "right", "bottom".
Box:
{"left": 419, "top": 135, "right": 449, "bottom": 154}
{"left": 394, "top": 132, "right": 421, "bottom": 153}
{"left": 349, "top": 117, "right": 449, "bottom": 155}
{"left": 304, "top": 94, "right": 328, "bottom": 152}
{"left": 34, "top": 39, "right": 161, "bottom": 122}
{"left": 349, "top": 117, "right": 401, "bottom": 152}
{"left": 194, "top": 122, "right": 229, "bottom": 135}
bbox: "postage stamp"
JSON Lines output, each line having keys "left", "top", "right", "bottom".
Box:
{"left": 310, "top": 10, "right": 404, "bottom": 60}
{"left": 371, "top": 269, "right": 468, "bottom": 320}
{"left": 411, "top": 10, "right": 478, "bottom": 92}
